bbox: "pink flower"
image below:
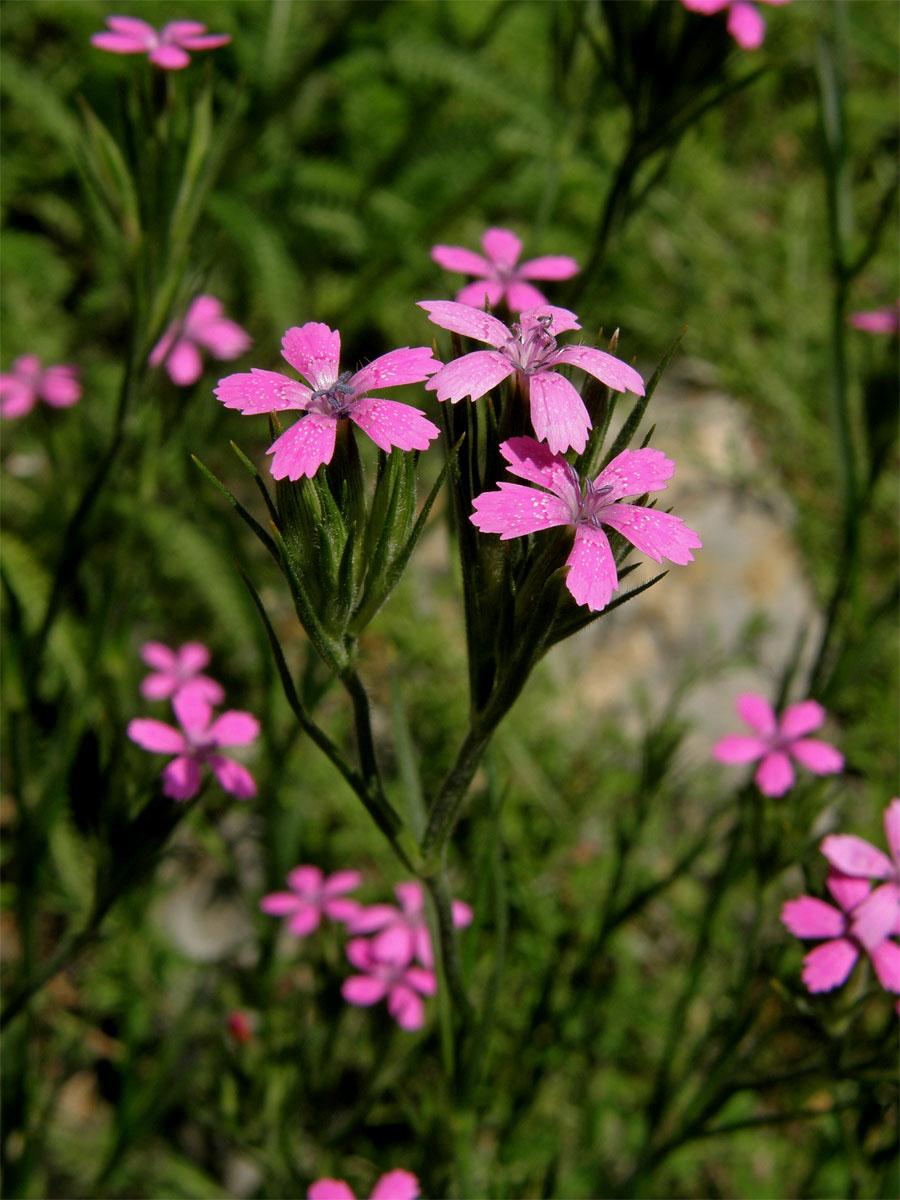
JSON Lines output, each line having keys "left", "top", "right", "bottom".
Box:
{"left": 431, "top": 226, "right": 579, "bottom": 313}
{"left": 127, "top": 690, "right": 259, "bottom": 801}
{"left": 781, "top": 872, "right": 900, "bottom": 995}
{"left": 341, "top": 938, "right": 437, "bottom": 1031}
{"left": 848, "top": 303, "right": 900, "bottom": 336}
{"left": 149, "top": 296, "right": 251, "bottom": 386}
{"left": 1, "top": 355, "right": 80, "bottom": 419}
{"left": 225, "top": 1010, "right": 254, "bottom": 1044}
{"left": 820, "top": 799, "right": 900, "bottom": 953}
{"left": 681, "top": 0, "right": 790, "bottom": 51}
{"left": 418, "top": 302, "right": 643, "bottom": 455}
{"left": 139, "top": 641, "right": 225, "bottom": 705}
{"left": 470, "top": 436, "right": 700, "bottom": 612}
{"left": 712, "top": 693, "right": 844, "bottom": 797}
{"left": 91, "top": 16, "right": 231, "bottom": 70}
{"left": 215, "top": 323, "right": 441, "bottom": 480}
{"left": 259, "top": 867, "right": 363, "bottom": 936}
{"left": 307, "top": 1169, "right": 420, "bottom": 1200}
{"left": 348, "top": 881, "right": 472, "bottom": 968}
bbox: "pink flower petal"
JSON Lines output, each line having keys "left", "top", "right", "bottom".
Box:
{"left": 267, "top": 414, "right": 338, "bottom": 480}
{"left": 456, "top": 279, "right": 507, "bottom": 309}
{"left": 801, "top": 938, "right": 859, "bottom": 993}
{"left": 343, "top": 976, "right": 390, "bottom": 1006}
{"left": 372, "top": 925, "right": 417, "bottom": 966}
{"left": 323, "top": 870, "right": 364, "bottom": 896}
{"left": 287, "top": 905, "right": 322, "bottom": 936}
{"left": 39, "top": 367, "right": 81, "bottom": 407}
{"left": 594, "top": 447, "right": 674, "bottom": 501}
{"left": 681, "top": 0, "right": 730, "bottom": 12}
{"left": 825, "top": 872, "right": 870, "bottom": 913}
{"left": 851, "top": 884, "right": 900, "bottom": 951}
{"left": 281, "top": 323, "right": 341, "bottom": 389}
{"left": 259, "top": 892, "right": 302, "bottom": 915}
{"left": 349, "top": 904, "right": 401, "bottom": 934}
{"left": 431, "top": 244, "right": 492, "bottom": 276}
{"left": 886, "top": 798, "right": 900, "bottom": 865}
{"left": 565, "top": 524, "right": 618, "bottom": 612}
{"left": 417, "top": 301, "right": 511, "bottom": 349}
{"left": 127, "top": 718, "right": 186, "bottom": 755}
{"left": 179, "top": 677, "right": 226, "bottom": 706}
{"left": 149, "top": 325, "right": 178, "bottom": 368}
{"left": 403, "top": 967, "right": 438, "bottom": 995}
{"left": 346, "top": 937, "right": 378, "bottom": 971}
{"left": 712, "top": 734, "right": 768, "bottom": 765}
{"left": 350, "top": 346, "right": 440, "bottom": 395}
{"left": 414, "top": 927, "right": 433, "bottom": 968}
{"left": 162, "top": 755, "right": 202, "bottom": 800}
{"left": 350, "top": 398, "right": 440, "bottom": 453}
{"left": 165, "top": 340, "right": 203, "bottom": 385}
{"left": 172, "top": 33, "right": 232, "bottom": 50}
{"left": 369, "top": 1168, "right": 421, "bottom": 1200}
{"left": 553, "top": 345, "right": 645, "bottom": 396}
{"left": 452, "top": 900, "right": 473, "bottom": 928}
{"left": 140, "top": 674, "right": 177, "bottom": 701}
{"left": 0, "top": 381, "right": 36, "bottom": 418}
{"left": 215, "top": 368, "right": 311, "bottom": 415}
{"left": 527, "top": 370, "right": 591, "bottom": 454}
{"left": 141, "top": 641, "right": 177, "bottom": 671}
{"left": 728, "top": 0, "right": 766, "bottom": 49}
{"left": 176, "top": 642, "right": 211, "bottom": 673}
{"left": 194, "top": 318, "right": 251, "bottom": 360}
{"left": 160, "top": 20, "right": 208, "bottom": 38}
{"left": 518, "top": 305, "right": 582, "bottom": 336}
{"left": 789, "top": 738, "right": 844, "bottom": 776}
{"left": 424, "top": 351, "right": 513, "bottom": 403}
{"left": 207, "top": 711, "right": 260, "bottom": 748}
{"left": 518, "top": 254, "right": 580, "bottom": 281}
{"left": 387, "top": 985, "right": 425, "bottom": 1030}
{"left": 499, "top": 436, "right": 581, "bottom": 504}
{"left": 736, "top": 692, "right": 777, "bottom": 738}
{"left": 481, "top": 227, "right": 522, "bottom": 269}
{"left": 324, "top": 897, "right": 361, "bottom": 923}
{"left": 308, "top": 1179, "right": 356, "bottom": 1200}
{"left": 820, "top": 834, "right": 895, "bottom": 880}
{"left": 91, "top": 32, "right": 152, "bottom": 54}
{"left": 287, "top": 865, "right": 324, "bottom": 894}
{"left": 470, "top": 481, "right": 571, "bottom": 539}
{"left": 778, "top": 699, "right": 825, "bottom": 740}
{"left": 148, "top": 44, "right": 191, "bottom": 70}
{"left": 394, "top": 881, "right": 423, "bottom": 913}
{"left": 504, "top": 280, "right": 551, "bottom": 313}
{"left": 868, "top": 939, "right": 900, "bottom": 993}
{"left": 849, "top": 307, "right": 900, "bottom": 335}
{"left": 208, "top": 756, "right": 256, "bottom": 799}
{"left": 172, "top": 689, "right": 213, "bottom": 737}
{"left": 780, "top": 896, "right": 846, "bottom": 939}
{"left": 755, "top": 750, "right": 794, "bottom": 797}
{"left": 106, "top": 15, "right": 158, "bottom": 40}
{"left": 599, "top": 505, "right": 701, "bottom": 565}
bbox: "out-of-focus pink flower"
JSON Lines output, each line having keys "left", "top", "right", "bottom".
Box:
{"left": 419, "top": 302, "right": 643, "bottom": 455}
{"left": 349, "top": 881, "right": 472, "bottom": 968}
{"left": 712, "top": 693, "right": 844, "bottom": 797}
{"left": 431, "top": 227, "right": 579, "bottom": 313}
{"left": 0, "top": 355, "right": 80, "bottom": 419}
{"left": 149, "top": 296, "right": 251, "bottom": 386}
{"left": 820, "top": 799, "right": 900, "bottom": 952}
{"left": 259, "top": 867, "right": 363, "bottom": 936}
{"left": 307, "top": 1169, "right": 420, "bottom": 1200}
{"left": 848, "top": 302, "right": 900, "bottom": 336}
{"left": 225, "top": 1010, "right": 254, "bottom": 1044}
{"left": 91, "top": 16, "right": 231, "bottom": 70}
{"left": 470, "top": 436, "right": 700, "bottom": 612}
{"left": 781, "top": 872, "right": 900, "bottom": 995}
{"left": 139, "top": 641, "right": 225, "bottom": 704}
{"left": 216, "top": 323, "right": 441, "bottom": 480}
{"left": 341, "top": 938, "right": 437, "bottom": 1031}
{"left": 127, "top": 689, "right": 259, "bottom": 800}
{"left": 681, "top": 0, "right": 791, "bottom": 51}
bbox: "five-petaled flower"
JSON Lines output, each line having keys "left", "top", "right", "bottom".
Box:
{"left": 260, "top": 867, "right": 363, "bottom": 936}
{"left": 419, "top": 301, "right": 644, "bottom": 455}
{"left": 781, "top": 872, "right": 900, "bottom": 996}
{"left": 431, "top": 226, "right": 579, "bottom": 313}
{"left": 848, "top": 302, "right": 900, "bottom": 336}
{"left": 307, "top": 1169, "right": 420, "bottom": 1200}
{"left": 149, "top": 296, "right": 251, "bottom": 386}
{"left": 1, "top": 355, "right": 80, "bottom": 419}
{"left": 127, "top": 690, "right": 259, "bottom": 800}
{"left": 91, "top": 16, "right": 231, "bottom": 70}
{"left": 341, "top": 938, "right": 437, "bottom": 1031}
{"left": 712, "top": 693, "right": 844, "bottom": 797}
{"left": 820, "top": 799, "right": 900, "bottom": 954}
{"left": 681, "top": 0, "right": 791, "bottom": 51}
{"left": 215, "top": 323, "right": 441, "bottom": 480}
{"left": 349, "top": 881, "right": 472, "bottom": 968}
{"left": 470, "top": 436, "right": 700, "bottom": 612}
{"left": 139, "top": 641, "right": 225, "bottom": 705}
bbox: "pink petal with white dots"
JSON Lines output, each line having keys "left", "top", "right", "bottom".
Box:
{"left": 470, "top": 482, "right": 570, "bottom": 539}
{"left": 801, "top": 938, "right": 858, "bottom": 993}
{"left": 267, "top": 414, "right": 338, "bottom": 480}
{"left": 350, "top": 346, "right": 440, "bottom": 395}
{"left": 350, "top": 398, "right": 440, "bottom": 453}
{"left": 527, "top": 370, "right": 591, "bottom": 454}
{"left": 599, "top": 505, "right": 701, "bottom": 565}
{"left": 215, "top": 368, "right": 311, "bottom": 414}
{"left": 281, "top": 323, "right": 341, "bottom": 389}
{"left": 499, "top": 437, "right": 580, "bottom": 505}
{"left": 425, "top": 351, "right": 513, "bottom": 403}
{"left": 565, "top": 524, "right": 618, "bottom": 612}
{"left": 553, "top": 344, "right": 644, "bottom": 396}
{"left": 518, "top": 305, "right": 582, "bottom": 336}
{"left": 594, "top": 447, "right": 674, "bottom": 501}
{"left": 417, "top": 301, "right": 511, "bottom": 349}
{"left": 755, "top": 749, "right": 794, "bottom": 797}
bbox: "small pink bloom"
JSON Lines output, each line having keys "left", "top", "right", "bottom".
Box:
{"left": 307, "top": 1169, "right": 420, "bottom": 1200}
{"left": 149, "top": 296, "right": 251, "bottom": 386}
{"left": 681, "top": 0, "right": 791, "bottom": 51}
{"left": 341, "top": 938, "right": 437, "bottom": 1031}
{"left": 259, "top": 866, "right": 363, "bottom": 936}
{"left": 781, "top": 872, "right": 900, "bottom": 995}
{"left": 419, "top": 302, "right": 643, "bottom": 455}
{"left": 820, "top": 799, "right": 900, "bottom": 952}
{"left": 0, "top": 355, "right": 80, "bottom": 419}
{"left": 127, "top": 690, "right": 259, "bottom": 801}
{"left": 216, "top": 323, "right": 441, "bottom": 479}
{"left": 848, "top": 302, "right": 900, "bottom": 336}
{"left": 91, "top": 16, "right": 231, "bottom": 70}
{"left": 431, "top": 226, "right": 579, "bottom": 313}
{"left": 349, "top": 881, "right": 472, "bottom": 968}
{"left": 712, "top": 693, "right": 844, "bottom": 797}
{"left": 139, "top": 641, "right": 225, "bottom": 704}
{"left": 470, "top": 436, "right": 700, "bottom": 612}
{"left": 225, "top": 1010, "right": 254, "bottom": 1044}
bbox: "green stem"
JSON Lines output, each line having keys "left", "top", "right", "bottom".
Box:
{"left": 421, "top": 723, "right": 493, "bottom": 859}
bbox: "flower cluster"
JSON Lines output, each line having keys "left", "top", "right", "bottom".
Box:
{"left": 260, "top": 871, "right": 471, "bottom": 1032}
{"left": 0, "top": 355, "right": 80, "bottom": 419}
{"left": 781, "top": 799, "right": 900, "bottom": 996}
{"left": 431, "top": 226, "right": 579, "bottom": 313}
{"left": 127, "top": 641, "right": 259, "bottom": 800}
